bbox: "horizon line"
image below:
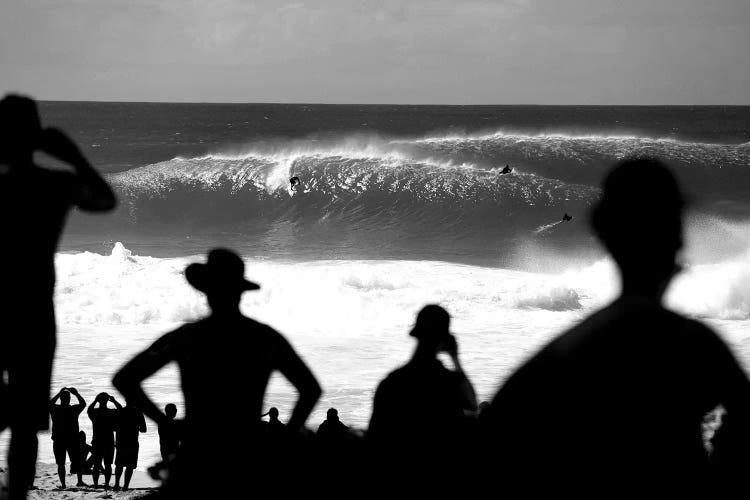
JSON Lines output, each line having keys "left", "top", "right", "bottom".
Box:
{"left": 33, "top": 99, "right": 750, "bottom": 107}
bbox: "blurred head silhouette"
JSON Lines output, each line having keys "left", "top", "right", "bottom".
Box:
{"left": 60, "top": 390, "right": 71, "bottom": 406}
{"left": 0, "top": 94, "right": 42, "bottom": 166}
{"left": 410, "top": 304, "right": 453, "bottom": 353}
{"left": 185, "top": 248, "right": 260, "bottom": 313}
{"left": 268, "top": 407, "right": 279, "bottom": 421}
{"left": 165, "top": 404, "right": 177, "bottom": 419}
{"left": 591, "top": 157, "right": 685, "bottom": 298}
{"left": 95, "top": 392, "right": 109, "bottom": 405}
{"left": 326, "top": 408, "right": 339, "bottom": 422}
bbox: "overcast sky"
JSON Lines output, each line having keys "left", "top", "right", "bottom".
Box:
{"left": 1, "top": 0, "right": 749, "bottom": 104}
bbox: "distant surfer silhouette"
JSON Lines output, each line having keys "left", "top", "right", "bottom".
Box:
{"left": 289, "top": 176, "right": 302, "bottom": 196}
{"left": 562, "top": 213, "right": 572, "bottom": 222}
{"left": 500, "top": 165, "right": 513, "bottom": 174}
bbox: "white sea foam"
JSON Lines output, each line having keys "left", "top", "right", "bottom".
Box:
{"left": 55, "top": 241, "right": 750, "bottom": 329}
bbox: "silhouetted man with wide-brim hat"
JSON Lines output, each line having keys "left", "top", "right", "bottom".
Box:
{"left": 113, "top": 248, "right": 322, "bottom": 498}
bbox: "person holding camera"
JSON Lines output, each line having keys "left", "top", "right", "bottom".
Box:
{"left": 49, "top": 387, "right": 87, "bottom": 489}
{"left": 0, "top": 94, "right": 116, "bottom": 500}
{"left": 368, "top": 305, "right": 477, "bottom": 446}
{"left": 87, "top": 393, "right": 123, "bottom": 489}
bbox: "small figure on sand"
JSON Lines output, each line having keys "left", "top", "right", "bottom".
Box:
{"left": 0, "top": 94, "right": 116, "bottom": 500}
{"left": 562, "top": 213, "right": 573, "bottom": 222}
{"left": 88, "top": 392, "right": 122, "bottom": 489}
{"left": 500, "top": 164, "right": 513, "bottom": 174}
{"left": 317, "top": 408, "right": 350, "bottom": 442}
{"left": 158, "top": 403, "right": 180, "bottom": 462}
{"left": 72, "top": 431, "right": 94, "bottom": 475}
{"left": 113, "top": 400, "right": 146, "bottom": 491}
{"left": 262, "top": 407, "right": 287, "bottom": 439}
{"left": 49, "top": 387, "right": 87, "bottom": 489}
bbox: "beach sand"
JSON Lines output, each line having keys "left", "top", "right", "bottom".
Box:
{"left": 1, "top": 464, "right": 158, "bottom": 500}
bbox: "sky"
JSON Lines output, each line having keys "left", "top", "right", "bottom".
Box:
{"left": 1, "top": 0, "right": 749, "bottom": 104}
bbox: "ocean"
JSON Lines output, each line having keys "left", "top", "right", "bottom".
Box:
{"left": 3, "top": 103, "right": 750, "bottom": 469}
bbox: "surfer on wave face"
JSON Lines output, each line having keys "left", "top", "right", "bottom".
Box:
{"left": 500, "top": 164, "right": 513, "bottom": 174}
{"left": 289, "top": 176, "right": 301, "bottom": 191}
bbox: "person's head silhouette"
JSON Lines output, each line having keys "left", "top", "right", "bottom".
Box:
{"left": 0, "top": 94, "right": 42, "bottom": 166}
{"left": 165, "top": 404, "right": 177, "bottom": 419}
{"left": 95, "top": 392, "right": 110, "bottom": 406}
{"left": 410, "top": 304, "right": 454, "bottom": 354}
{"left": 591, "top": 158, "right": 685, "bottom": 298}
{"left": 60, "top": 390, "right": 71, "bottom": 406}
{"left": 185, "top": 249, "right": 260, "bottom": 314}
{"left": 326, "top": 408, "right": 339, "bottom": 422}
{"left": 268, "top": 407, "right": 279, "bottom": 421}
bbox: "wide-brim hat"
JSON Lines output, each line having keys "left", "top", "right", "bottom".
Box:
{"left": 185, "top": 248, "right": 260, "bottom": 294}
{"left": 409, "top": 304, "right": 452, "bottom": 341}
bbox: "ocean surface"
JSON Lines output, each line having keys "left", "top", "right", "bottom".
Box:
{"left": 3, "top": 103, "right": 750, "bottom": 469}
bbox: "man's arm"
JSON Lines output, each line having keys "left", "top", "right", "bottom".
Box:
{"left": 445, "top": 336, "right": 478, "bottom": 412}
{"left": 112, "top": 330, "right": 180, "bottom": 428}
{"left": 274, "top": 336, "right": 322, "bottom": 432}
{"left": 49, "top": 388, "right": 64, "bottom": 410}
{"left": 139, "top": 412, "right": 147, "bottom": 433}
{"left": 109, "top": 396, "right": 123, "bottom": 411}
{"left": 38, "top": 128, "right": 117, "bottom": 212}
{"left": 68, "top": 387, "right": 86, "bottom": 411}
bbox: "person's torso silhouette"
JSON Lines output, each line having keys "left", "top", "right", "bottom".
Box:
{"left": 487, "top": 158, "right": 750, "bottom": 493}
{"left": 116, "top": 405, "right": 146, "bottom": 449}
{"left": 0, "top": 94, "right": 115, "bottom": 500}
{"left": 112, "top": 249, "right": 322, "bottom": 497}
{"left": 369, "top": 306, "right": 477, "bottom": 448}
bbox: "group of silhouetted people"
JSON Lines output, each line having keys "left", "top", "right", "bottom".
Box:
{"left": 48, "top": 388, "right": 157, "bottom": 491}
{"left": 2, "top": 94, "right": 750, "bottom": 499}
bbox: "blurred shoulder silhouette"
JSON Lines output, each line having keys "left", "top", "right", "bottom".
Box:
{"left": 112, "top": 248, "right": 322, "bottom": 497}
{"left": 0, "top": 94, "right": 116, "bottom": 500}
{"left": 369, "top": 305, "right": 477, "bottom": 448}
{"left": 487, "top": 157, "right": 750, "bottom": 493}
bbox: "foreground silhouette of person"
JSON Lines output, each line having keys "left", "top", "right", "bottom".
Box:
{"left": 487, "top": 158, "right": 750, "bottom": 493}
{"left": 114, "top": 401, "right": 146, "bottom": 491}
{"left": 369, "top": 305, "right": 477, "bottom": 476}
{"left": 112, "top": 249, "right": 322, "bottom": 497}
{"left": 49, "top": 388, "right": 86, "bottom": 488}
{"left": 88, "top": 393, "right": 122, "bottom": 488}
{"left": 0, "top": 95, "right": 116, "bottom": 500}
{"left": 158, "top": 404, "right": 180, "bottom": 461}
{"left": 317, "top": 408, "right": 350, "bottom": 442}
